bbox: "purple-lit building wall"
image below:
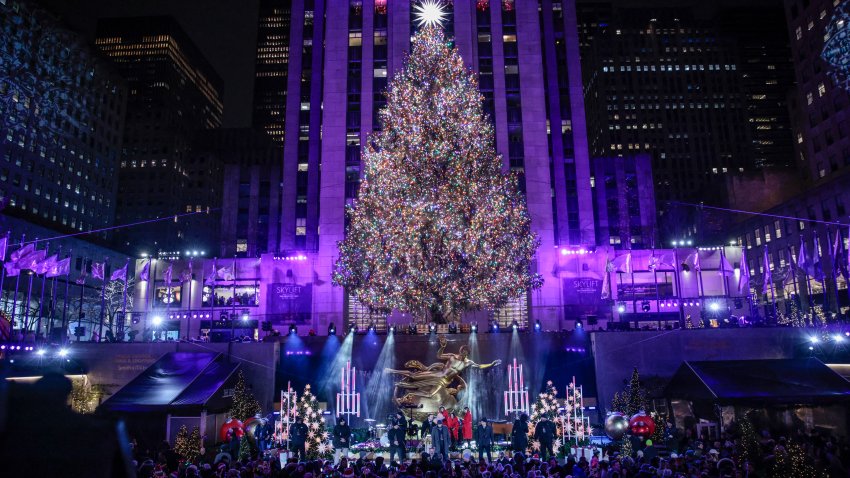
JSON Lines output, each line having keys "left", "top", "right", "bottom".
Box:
{"left": 246, "top": 0, "right": 599, "bottom": 332}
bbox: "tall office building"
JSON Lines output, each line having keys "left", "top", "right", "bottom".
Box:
{"left": 580, "top": 7, "right": 752, "bottom": 240}
{"left": 95, "top": 16, "right": 224, "bottom": 255}
{"left": 0, "top": 0, "right": 126, "bottom": 238}
{"left": 253, "top": 0, "right": 292, "bottom": 144}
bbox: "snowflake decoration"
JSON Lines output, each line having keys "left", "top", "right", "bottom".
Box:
{"left": 547, "top": 380, "right": 553, "bottom": 386}
{"left": 311, "top": 422, "right": 320, "bottom": 430}
{"left": 531, "top": 440, "right": 541, "bottom": 451}
{"left": 322, "top": 431, "right": 330, "bottom": 440}
{"left": 308, "top": 431, "right": 315, "bottom": 439}
{"left": 553, "top": 438, "right": 562, "bottom": 453}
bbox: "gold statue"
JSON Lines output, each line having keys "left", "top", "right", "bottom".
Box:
{"left": 386, "top": 335, "right": 501, "bottom": 414}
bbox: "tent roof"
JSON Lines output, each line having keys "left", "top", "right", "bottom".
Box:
{"left": 101, "top": 352, "right": 238, "bottom": 412}
{"left": 664, "top": 358, "right": 850, "bottom": 405}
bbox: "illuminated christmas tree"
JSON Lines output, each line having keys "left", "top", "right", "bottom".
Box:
{"left": 298, "top": 384, "right": 333, "bottom": 459}
{"left": 229, "top": 370, "right": 262, "bottom": 422}
{"left": 174, "top": 425, "right": 202, "bottom": 463}
{"left": 529, "top": 381, "right": 559, "bottom": 453}
{"left": 333, "top": 26, "right": 542, "bottom": 324}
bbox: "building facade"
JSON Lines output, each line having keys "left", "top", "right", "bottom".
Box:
{"left": 95, "top": 16, "right": 224, "bottom": 255}
{"left": 730, "top": 0, "right": 850, "bottom": 321}
{"left": 591, "top": 154, "right": 657, "bottom": 249}
{"left": 0, "top": 0, "right": 126, "bottom": 239}
{"left": 253, "top": 0, "right": 292, "bottom": 144}
{"left": 252, "top": 0, "right": 604, "bottom": 332}
{"left": 578, "top": 4, "right": 796, "bottom": 241}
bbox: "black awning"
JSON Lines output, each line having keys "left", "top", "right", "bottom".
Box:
{"left": 664, "top": 358, "right": 850, "bottom": 405}
{"left": 101, "top": 352, "right": 238, "bottom": 413}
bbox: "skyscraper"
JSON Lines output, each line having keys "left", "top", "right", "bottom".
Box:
{"left": 0, "top": 0, "right": 126, "bottom": 237}
{"left": 252, "top": 0, "right": 292, "bottom": 144}
{"left": 95, "top": 16, "right": 224, "bottom": 255}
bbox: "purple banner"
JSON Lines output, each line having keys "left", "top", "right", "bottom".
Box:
{"left": 267, "top": 283, "right": 312, "bottom": 324}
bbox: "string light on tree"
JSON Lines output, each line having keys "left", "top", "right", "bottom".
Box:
{"left": 413, "top": 0, "right": 448, "bottom": 28}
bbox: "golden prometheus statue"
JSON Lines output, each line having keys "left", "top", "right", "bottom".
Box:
{"left": 386, "top": 335, "right": 501, "bottom": 414}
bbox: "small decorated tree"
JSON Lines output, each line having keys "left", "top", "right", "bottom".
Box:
{"left": 229, "top": 370, "right": 262, "bottom": 421}
{"left": 174, "top": 425, "right": 202, "bottom": 463}
{"left": 529, "top": 380, "right": 560, "bottom": 453}
{"left": 610, "top": 368, "right": 648, "bottom": 417}
{"left": 298, "top": 384, "right": 333, "bottom": 459}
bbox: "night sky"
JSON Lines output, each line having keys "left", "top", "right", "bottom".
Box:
{"left": 40, "top": 0, "right": 261, "bottom": 129}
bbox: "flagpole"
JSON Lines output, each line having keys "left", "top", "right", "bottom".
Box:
{"left": 148, "top": 257, "right": 157, "bottom": 341}
{"left": 828, "top": 228, "right": 839, "bottom": 316}
{"left": 61, "top": 250, "right": 72, "bottom": 337}
{"left": 673, "top": 247, "right": 684, "bottom": 327}
{"left": 120, "top": 257, "right": 130, "bottom": 340}
{"left": 35, "top": 244, "right": 50, "bottom": 339}
{"left": 23, "top": 269, "right": 34, "bottom": 332}
{"left": 46, "top": 245, "right": 62, "bottom": 340}
{"left": 98, "top": 257, "right": 108, "bottom": 342}
{"left": 186, "top": 259, "right": 193, "bottom": 340}
{"left": 10, "top": 234, "right": 24, "bottom": 331}
{"left": 0, "top": 232, "right": 8, "bottom": 316}
{"left": 231, "top": 255, "right": 237, "bottom": 339}
{"left": 77, "top": 269, "right": 85, "bottom": 342}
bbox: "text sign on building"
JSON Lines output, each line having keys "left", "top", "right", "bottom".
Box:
{"left": 562, "top": 277, "right": 603, "bottom": 306}
{"left": 268, "top": 283, "right": 313, "bottom": 324}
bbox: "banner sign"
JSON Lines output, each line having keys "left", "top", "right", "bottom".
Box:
{"left": 268, "top": 283, "right": 312, "bottom": 323}
{"left": 562, "top": 277, "right": 604, "bottom": 306}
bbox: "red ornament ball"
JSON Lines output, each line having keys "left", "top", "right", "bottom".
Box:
{"left": 629, "top": 412, "right": 656, "bottom": 438}
{"left": 219, "top": 419, "right": 245, "bottom": 442}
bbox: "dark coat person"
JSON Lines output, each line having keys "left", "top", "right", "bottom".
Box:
{"left": 333, "top": 417, "right": 352, "bottom": 448}
{"left": 288, "top": 417, "right": 309, "bottom": 460}
{"left": 511, "top": 413, "right": 529, "bottom": 454}
{"left": 432, "top": 419, "right": 451, "bottom": 459}
{"left": 475, "top": 418, "right": 494, "bottom": 462}
{"left": 533, "top": 416, "right": 556, "bottom": 461}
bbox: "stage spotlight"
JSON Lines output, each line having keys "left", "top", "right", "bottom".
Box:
{"left": 389, "top": 325, "right": 395, "bottom": 334}
{"left": 408, "top": 323, "right": 418, "bottom": 335}
{"left": 368, "top": 323, "right": 376, "bottom": 333}
{"left": 810, "top": 336, "right": 819, "bottom": 344}
{"left": 616, "top": 303, "right": 626, "bottom": 313}
{"left": 242, "top": 314, "right": 249, "bottom": 322}
{"left": 471, "top": 323, "right": 477, "bottom": 332}
{"left": 448, "top": 322, "right": 458, "bottom": 334}
{"left": 429, "top": 323, "right": 436, "bottom": 333}
{"left": 681, "top": 263, "right": 690, "bottom": 272}
{"left": 833, "top": 334, "right": 844, "bottom": 342}
{"left": 534, "top": 320, "right": 541, "bottom": 332}
{"left": 511, "top": 320, "right": 518, "bottom": 331}
{"left": 152, "top": 316, "right": 163, "bottom": 327}
{"left": 492, "top": 321, "right": 499, "bottom": 332}
{"left": 36, "top": 349, "right": 46, "bottom": 356}
{"left": 575, "top": 320, "right": 583, "bottom": 329}
{"left": 641, "top": 300, "right": 651, "bottom": 312}
{"left": 57, "top": 348, "right": 69, "bottom": 358}
{"left": 289, "top": 324, "right": 297, "bottom": 335}
{"left": 709, "top": 303, "right": 720, "bottom": 312}
{"left": 349, "top": 324, "right": 357, "bottom": 334}
{"left": 328, "top": 323, "right": 337, "bottom": 335}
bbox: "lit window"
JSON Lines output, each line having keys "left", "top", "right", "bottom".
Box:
{"left": 236, "top": 239, "right": 247, "bottom": 252}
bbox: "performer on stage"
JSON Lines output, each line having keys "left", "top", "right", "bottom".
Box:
{"left": 533, "top": 415, "right": 556, "bottom": 461}
{"left": 389, "top": 416, "right": 407, "bottom": 464}
{"left": 462, "top": 407, "right": 473, "bottom": 446}
{"left": 510, "top": 413, "right": 529, "bottom": 455}
{"left": 420, "top": 414, "right": 434, "bottom": 439}
{"left": 447, "top": 411, "right": 460, "bottom": 450}
{"left": 431, "top": 418, "right": 451, "bottom": 460}
{"left": 332, "top": 417, "right": 351, "bottom": 464}
{"left": 288, "top": 416, "right": 308, "bottom": 461}
{"left": 475, "top": 418, "right": 493, "bottom": 463}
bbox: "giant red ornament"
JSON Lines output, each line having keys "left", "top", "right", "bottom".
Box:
{"left": 219, "top": 419, "right": 245, "bottom": 442}
{"left": 629, "top": 412, "right": 656, "bottom": 438}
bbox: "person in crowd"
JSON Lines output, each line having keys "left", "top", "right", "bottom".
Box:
{"left": 439, "top": 406, "right": 449, "bottom": 422}
{"left": 432, "top": 418, "right": 451, "bottom": 460}
{"left": 462, "top": 407, "right": 473, "bottom": 446}
{"left": 533, "top": 415, "right": 555, "bottom": 461}
{"left": 510, "top": 413, "right": 529, "bottom": 455}
{"left": 420, "top": 415, "right": 434, "bottom": 439}
{"left": 475, "top": 417, "right": 493, "bottom": 463}
{"left": 333, "top": 417, "right": 352, "bottom": 464}
{"left": 289, "top": 416, "right": 309, "bottom": 461}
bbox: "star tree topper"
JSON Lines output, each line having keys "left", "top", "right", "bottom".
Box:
{"left": 414, "top": 0, "right": 448, "bottom": 28}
